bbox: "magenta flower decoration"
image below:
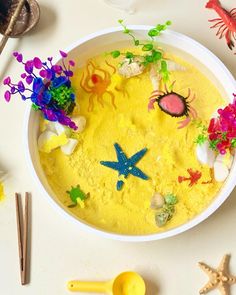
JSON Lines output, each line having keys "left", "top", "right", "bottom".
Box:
{"left": 207, "top": 93, "right": 236, "bottom": 154}
{"left": 3, "top": 51, "right": 78, "bottom": 130}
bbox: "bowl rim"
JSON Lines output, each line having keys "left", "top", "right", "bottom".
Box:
{"left": 24, "top": 25, "right": 236, "bottom": 242}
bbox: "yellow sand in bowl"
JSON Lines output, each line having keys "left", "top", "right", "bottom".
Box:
{"left": 39, "top": 52, "right": 225, "bottom": 235}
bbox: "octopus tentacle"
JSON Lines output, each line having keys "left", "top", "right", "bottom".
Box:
{"left": 105, "top": 60, "right": 116, "bottom": 74}
{"left": 106, "top": 90, "right": 117, "bottom": 109}
{"left": 97, "top": 94, "right": 104, "bottom": 107}
{"left": 80, "top": 72, "right": 92, "bottom": 93}
{"left": 88, "top": 93, "right": 96, "bottom": 112}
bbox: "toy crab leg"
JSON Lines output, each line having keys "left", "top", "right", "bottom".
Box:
{"left": 219, "top": 26, "right": 228, "bottom": 39}
{"left": 188, "top": 93, "right": 196, "bottom": 103}
{"left": 148, "top": 98, "right": 157, "bottom": 111}
{"left": 177, "top": 116, "right": 191, "bottom": 129}
{"left": 230, "top": 8, "right": 236, "bottom": 14}
{"left": 189, "top": 106, "right": 198, "bottom": 118}
{"left": 210, "top": 20, "right": 224, "bottom": 28}
{"left": 149, "top": 90, "right": 164, "bottom": 100}
{"left": 216, "top": 24, "right": 226, "bottom": 36}
{"left": 169, "top": 80, "right": 176, "bottom": 92}
{"left": 208, "top": 18, "right": 222, "bottom": 22}
{"left": 225, "top": 29, "right": 234, "bottom": 50}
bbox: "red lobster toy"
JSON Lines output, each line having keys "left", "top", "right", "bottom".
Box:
{"left": 206, "top": 0, "right": 236, "bottom": 51}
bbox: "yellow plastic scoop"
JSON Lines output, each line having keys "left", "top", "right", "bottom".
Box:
{"left": 67, "top": 271, "right": 146, "bottom": 295}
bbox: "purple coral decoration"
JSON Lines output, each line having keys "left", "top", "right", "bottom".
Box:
{"left": 3, "top": 51, "right": 78, "bottom": 130}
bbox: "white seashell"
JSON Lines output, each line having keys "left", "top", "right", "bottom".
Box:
{"left": 38, "top": 130, "right": 57, "bottom": 151}
{"left": 46, "top": 121, "right": 57, "bottom": 133}
{"left": 54, "top": 122, "right": 71, "bottom": 137}
{"left": 215, "top": 153, "right": 233, "bottom": 169}
{"left": 196, "top": 142, "right": 215, "bottom": 168}
{"left": 119, "top": 58, "right": 144, "bottom": 78}
{"left": 54, "top": 122, "right": 67, "bottom": 135}
{"left": 213, "top": 161, "right": 229, "bottom": 182}
{"left": 165, "top": 60, "right": 186, "bottom": 72}
{"left": 150, "top": 193, "right": 165, "bottom": 209}
{"left": 72, "top": 116, "right": 86, "bottom": 133}
{"left": 61, "top": 138, "right": 78, "bottom": 155}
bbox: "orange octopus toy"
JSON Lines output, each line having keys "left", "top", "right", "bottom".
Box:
{"left": 80, "top": 60, "right": 117, "bottom": 112}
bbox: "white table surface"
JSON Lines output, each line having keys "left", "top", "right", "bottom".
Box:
{"left": 0, "top": 0, "right": 236, "bottom": 294}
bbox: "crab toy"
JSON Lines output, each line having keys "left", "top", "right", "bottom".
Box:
{"left": 148, "top": 81, "right": 198, "bottom": 129}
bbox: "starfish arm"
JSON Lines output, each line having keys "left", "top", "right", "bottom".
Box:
{"left": 129, "top": 166, "right": 149, "bottom": 180}
{"left": 100, "top": 161, "right": 120, "bottom": 171}
{"left": 199, "top": 280, "right": 218, "bottom": 294}
{"left": 114, "top": 143, "right": 128, "bottom": 164}
{"left": 218, "top": 254, "right": 230, "bottom": 273}
{"left": 117, "top": 180, "right": 124, "bottom": 191}
{"left": 129, "top": 147, "right": 148, "bottom": 164}
{"left": 228, "top": 276, "right": 236, "bottom": 285}
{"left": 218, "top": 282, "right": 229, "bottom": 295}
{"left": 198, "top": 262, "right": 218, "bottom": 276}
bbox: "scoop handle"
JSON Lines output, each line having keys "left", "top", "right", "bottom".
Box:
{"left": 67, "top": 280, "right": 111, "bottom": 293}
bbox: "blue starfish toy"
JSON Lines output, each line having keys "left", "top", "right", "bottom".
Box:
{"left": 100, "top": 143, "right": 149, "bottom": 190}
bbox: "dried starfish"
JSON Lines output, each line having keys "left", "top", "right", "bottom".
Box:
{"left": 198, "top": 254, "right": 236, "bottom": 295}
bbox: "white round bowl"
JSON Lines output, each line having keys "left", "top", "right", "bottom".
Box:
{"left": 25, "top": 26, "right": 236, "bottom": 242}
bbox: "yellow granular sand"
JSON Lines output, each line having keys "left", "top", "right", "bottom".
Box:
{"left": 40, "top": 52, "right": 225, "bottom": 235}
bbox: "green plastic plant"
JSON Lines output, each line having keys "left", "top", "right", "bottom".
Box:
{"left": 111, "top": 20, "right": 172, "bottom": 82}
{"left": 194, "top": 121, "right": 208, "bottom": 145}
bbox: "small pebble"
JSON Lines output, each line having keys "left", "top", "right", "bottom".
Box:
{"left": 155, "top": 211, "right": 169, "bottom": 227}
{"left": 61, "top": 138, "right": 78, "bottom": 155}
{"left": 38, "top": 130, "right": 57, "bottom": 151}
{"left": 72, "top": 116, "right": 86, "bottom": 133}
{"left": 119, "top": 58, "right": 144, "bottom": 78}
{"left": 54, "top": 122, "right": 71, "bottom": 137}
{"left": 150, "top": 193, "right": 165, "bottom": 209}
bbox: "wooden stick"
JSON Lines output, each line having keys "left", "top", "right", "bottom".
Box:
{"left": 22, "top": 192, "right": 29, "bottom": 285}
{"left": 0, "top": 0, "right": 26, "bottom": 55}
{"left": 15, "top": 193, "right": 24, "bottom": 284}
{"left": 15, "top": 192, "right": 30, "bottom": 285}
